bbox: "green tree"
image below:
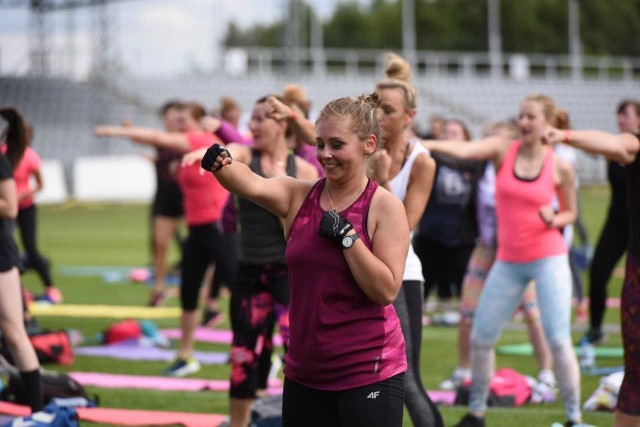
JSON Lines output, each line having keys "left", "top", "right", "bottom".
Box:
{"left": 222, "top": 0, "right": 640, "bottom": 57}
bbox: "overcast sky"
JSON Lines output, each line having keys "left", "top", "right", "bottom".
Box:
{"left": 0, "top": 0, "right": 368, "bottom": 78}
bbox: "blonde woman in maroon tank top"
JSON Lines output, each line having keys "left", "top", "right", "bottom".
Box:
{"left": 424, "top": 94, "right": 585, "bottom": 427}
{"left": 199, "top": 93, "right": 410, "bottom": 427}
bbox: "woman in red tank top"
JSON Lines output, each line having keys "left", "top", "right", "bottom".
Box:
{"left": 424, "top": 94, "right": 586, "bottom": 427}
{"left": 95, "top": 103, "right": 230, "bottom": 379}
{"left": 200, "top": 93, "right": 410, "bottom": 427}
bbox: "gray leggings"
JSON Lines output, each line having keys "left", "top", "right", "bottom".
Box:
{"left": 393, "top": 281, "right": 443, "bottom": 427}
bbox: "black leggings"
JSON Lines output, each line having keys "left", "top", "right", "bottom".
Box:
{"left": 393, "top": 281, "right": 443, "bottom": 427}
{"left": 17, "top": 205, "right": 53, "bottom": 287}
{"left": 208, "top": 231, "right": 239, "bottom": 300}
{"left": 589, "top": 210, "right": 628, "bottom": 330}
{"left": 229, "top": 262, "right": 289, "bottom": 398}
{"left": 413, "top": 235, "right": 474, "bottom": 301}
{"left": 180, "top": 223, "right": 219, "bottom": 311}
{"left": 283, "top": 373, "right": 405, "bottom": 427}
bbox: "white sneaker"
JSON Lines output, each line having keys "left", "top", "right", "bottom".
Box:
{"left": 531, "top": 370, "right": 558, "bottom": 403}
{"left": 440, "top": 367, "right": 471, "bottom": 390}
{"left": 163, "top": 357, "right": 201, "bottom": 377}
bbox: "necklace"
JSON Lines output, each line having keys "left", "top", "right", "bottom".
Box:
{"left": 326, "top": 179, "right": 367, "bottom": 212}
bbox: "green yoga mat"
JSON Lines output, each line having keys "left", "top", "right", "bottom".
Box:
{"left": 496, "top": 343, "right": 623, "bottom": 358}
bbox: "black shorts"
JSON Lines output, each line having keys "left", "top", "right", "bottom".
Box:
{"left": 152, "top": 181, "right": 184, "bottom": 218}
{"left": 0, "top": 231, "right": 21, "bottom": 273}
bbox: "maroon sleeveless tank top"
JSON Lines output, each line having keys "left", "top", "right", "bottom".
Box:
{"left": 284, "top": 178, "right": 407, "bottom": 391}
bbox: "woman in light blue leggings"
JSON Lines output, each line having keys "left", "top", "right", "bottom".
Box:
{"left": 426, "top": 94, "right": 583, "bottom": 427}
{"left": 471, "top": 255, "right": 578, "bottom": 421}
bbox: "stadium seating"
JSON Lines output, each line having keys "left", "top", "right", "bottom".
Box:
{"left": 3, "top": 73, "right": 637, "bottom": 198}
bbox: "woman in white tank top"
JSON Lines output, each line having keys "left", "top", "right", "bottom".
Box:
{"left": 371, "top": 53, "right": 443, "bottom": 427}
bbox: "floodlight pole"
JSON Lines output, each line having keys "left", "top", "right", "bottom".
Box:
{"left": 66, "top": 7, "right": 76, "bottom": 78}
{"left": 487, "top": 0, "right": 502, "bottom": 79}
{"left": 568, "top": 0, "right": 582, "bottom": 80}
{"left": 29, "top": 0, "right": 50, "bottom": 76}
{"left": 310, "top": 9, "right": 325, "bottom": 77}
{"left": 286, "top": 0, "right": 301, "bottom": 75}
{"left": 402, "top": 0, "right": 416, "bottom": 67}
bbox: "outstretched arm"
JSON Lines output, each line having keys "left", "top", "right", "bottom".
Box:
{"left": 201, "top": 117, "right": 253, "bottom": 146}
{"left": 202, "top": 145, "right": 299, "bottom": 219}
{"left": 545, "top": 127, "right": 640, "bottom": 165}
{"left": 95, "top": 126, "right": 191, "bottom": 152}
{"left": 421, "top": 135, "right": 509, "bottom": 165}
{"left": 182, "top": 143, "right": 251, "bottom": 168}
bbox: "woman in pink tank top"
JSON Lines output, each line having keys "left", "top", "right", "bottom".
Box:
{"left": 200, "top": 93, "right": 409, "bottom": 427}
{"left": 424, "top": 94, "right": 585, "bottom": 427}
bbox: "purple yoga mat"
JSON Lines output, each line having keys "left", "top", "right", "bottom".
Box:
{"left": 161, "top": 327, "right": 284, "bottom": 347}
{"left": 69, "top": 372, "right": 282, "bottom": 393}
{"left": 74, "top": 342, "right": 228, "bottom": 365}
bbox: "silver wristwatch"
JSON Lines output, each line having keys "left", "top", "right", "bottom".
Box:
{"left": 341, "top": 233, "right": 360, "bottom": 249}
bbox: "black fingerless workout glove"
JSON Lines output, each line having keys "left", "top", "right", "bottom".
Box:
{"left": 201, "top": 143, "right": 232, "bottom": 172}
{"left": 319, "top": 210, "right": 353, "bottom": 243}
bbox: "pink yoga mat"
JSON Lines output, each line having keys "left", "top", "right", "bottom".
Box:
{"left": 427, "top": 390, "right": 456, "bottom": 405}
{"left": 70, "top": 372, "right": 282, "bottom": 393}
{"left": 161, "top": 327, "right": 284, "bottom": 347}
{"left": 76, "top": 407, "right": 226, "bottom": 427}
{"left": 0, "top": 401, "right": 226, "bottom": 427}
{"left": 0, "top": 401, "right": 29, "bottom": 417}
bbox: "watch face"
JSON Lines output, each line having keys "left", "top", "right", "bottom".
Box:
{"left": 342, "top": 236, "right": 353, "bottom": 248}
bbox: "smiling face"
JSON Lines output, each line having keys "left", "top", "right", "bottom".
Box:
{"left": 315, "top": 115, "right": 376, "bottom": 180}
{"left": 518, "top": 100, "right": 549, "bottom": 145}
{"left": 377, "top": 87, "right": 414, "bottom": 141}
{"left": 249, "top": 102, "right": 286, "bottom": 149}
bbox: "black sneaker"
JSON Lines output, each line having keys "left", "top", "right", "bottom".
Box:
{"left": 200, "top": 309, "right": 224, "bottom": 327}
{"left": 453, "top": 413, "right": 485, "bottom": 427}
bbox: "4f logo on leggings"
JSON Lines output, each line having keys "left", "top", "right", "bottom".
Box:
{"left": 367, "top": 391, "right": 381, "bottom": 399}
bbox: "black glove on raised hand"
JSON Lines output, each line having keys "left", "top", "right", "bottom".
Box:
{"left": 201, "top": 143, "right": 232, "bottom": 172}
{"left": 319, "top": 210, "right": 353, "bottom": 243}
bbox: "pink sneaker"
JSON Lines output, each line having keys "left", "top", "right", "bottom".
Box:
{"left": 38, "top": 287, "right": 63, "bottom": 304}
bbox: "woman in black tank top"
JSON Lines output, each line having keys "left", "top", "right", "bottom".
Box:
{"left": 0, "top": 107, "right": 43, "bottom": 413}
{"left": 546, "top": 122, "right": 640, "bottom": 427}
{"left": 183, "top": 95, "right": 318, "bottom": 427}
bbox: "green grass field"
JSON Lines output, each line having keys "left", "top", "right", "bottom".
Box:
{"left": 16, "top": 186, "right": 624, "bottom": 427}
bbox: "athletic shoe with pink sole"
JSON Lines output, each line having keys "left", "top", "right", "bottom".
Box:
{"left": 36, "top": 287, "right": 63, "bottom": 304}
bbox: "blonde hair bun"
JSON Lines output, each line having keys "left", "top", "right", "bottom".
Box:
{"left": 385, "top": 52, "right": 411, "bottom": 82}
